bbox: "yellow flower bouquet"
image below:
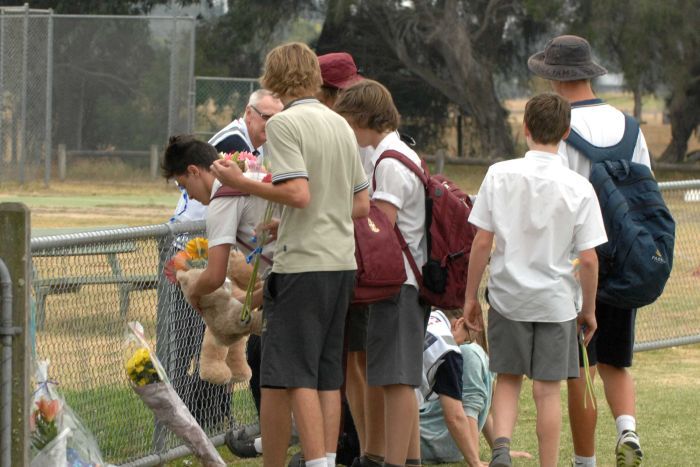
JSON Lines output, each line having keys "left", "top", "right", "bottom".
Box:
{"left": 125, "top": 322, "right": 225, "bottom": 466}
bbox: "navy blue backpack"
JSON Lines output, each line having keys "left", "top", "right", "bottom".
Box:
{"left": 565, "top": 113, "right": 675, "bottom": 309}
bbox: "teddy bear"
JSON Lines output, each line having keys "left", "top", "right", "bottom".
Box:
{"left": 176, "top": 250, "right": 263, "bottom": 385}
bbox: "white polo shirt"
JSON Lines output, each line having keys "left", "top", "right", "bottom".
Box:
{"left": 469, "top": 150, "right": 607, "bottom": 322}
{"left": 371, "top": 131, "right": 427, "bottom": 289}
{"left": 557, "top": 100, "right": 651, "bottom": 178}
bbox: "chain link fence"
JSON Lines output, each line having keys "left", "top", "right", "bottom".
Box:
{"left": 0, "top": 6, "right": 195, "bottom": 186}
{"left": 26, "top": 180, "right": 700, "bottom": 465}
{"left": 194, "top": 76, "right": 260, "bottom": 141}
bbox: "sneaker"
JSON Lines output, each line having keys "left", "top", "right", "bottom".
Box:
{"left": 616, "top": 430, "right": 643, "bottom": 466}
{"left": 225, "top": 435, "right": 259, "bottom": 458}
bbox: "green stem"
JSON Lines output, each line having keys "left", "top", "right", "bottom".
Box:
{"left": 241, "top": 202, "right": 275, "bottom": 323}
{"left": 580, "top": 331, "right": 596, "bottom": 410}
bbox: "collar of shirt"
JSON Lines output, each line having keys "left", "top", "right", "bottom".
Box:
{"left": 370, "top": 131, "right": 402, "bottom": 165}
{"left": 283, "top": 96, "right": 319, "bottom": 110}
{"left": 571, "top": 98, "right": 604, "bottom": 108}
{"left": 523, "top": 149, "right": 567, "bottom": 167}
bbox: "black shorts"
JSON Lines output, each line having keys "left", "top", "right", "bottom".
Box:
{"left": 346, "top": 304, "right": 369, "bottom": 352}
{"left": 579, "top": 300, "right": 637, "bottom": 368}
{"left": 260, "top": 270, "right": 355, "bottom": 390}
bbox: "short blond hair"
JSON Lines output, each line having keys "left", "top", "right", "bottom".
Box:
{"left": 333, "top": 79, "right": 400, "bottom": 133}
{"left": 260, "top": 42, "right": 322, "bottom": 99}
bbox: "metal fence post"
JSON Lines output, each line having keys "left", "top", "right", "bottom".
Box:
{"left": 43, "top": 9, "right": 53, "bottom": 187}
{"left": 19, "top": 4, "right": 29, "bottom": 185}
{"left": 150, "top": 145, "right": 158, "bottom": 181}
{"left": 0, "top": 203, "right": 30, "bottom": 467}
{"left": 57, "top": 144, "right": 66, "bottom": 180}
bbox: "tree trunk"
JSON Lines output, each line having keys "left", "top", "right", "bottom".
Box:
{"left": 660, "top": 89, "right": 700, "bottom": 162}
{"left": 633, "top": 83, "right": 643, "bottom": 122}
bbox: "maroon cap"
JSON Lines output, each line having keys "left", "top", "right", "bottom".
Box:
{"left": 318, "top": 52, "right": 363, "bottom": 89}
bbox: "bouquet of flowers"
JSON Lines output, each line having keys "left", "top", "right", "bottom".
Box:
{"left": 30, "top": 361, "right": 106, "bottom": 467}
{"left": 219, "top": 150, "right": 272, "bottom": 182}
{"left": 240, "top": 202, "right": 275, "bottom": 322}
{"left": 124, "top": 322, "right": 225, "bottom": 467}
{"left": 164, "top": 237, "right": 208, "bottom": 284}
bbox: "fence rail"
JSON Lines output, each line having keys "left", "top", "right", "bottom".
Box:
{"left": 24, "top": 180, "right": 700, "bottom": 465}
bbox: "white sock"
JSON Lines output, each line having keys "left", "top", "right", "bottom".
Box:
{"left": 306, "top": 458, "right": 328, "bottom": 467}
{"left": 615, "top": 414, "right": 636, "bottom": 436}
{"left": 574, "top": 454, "right": 596, "bottom": 466}
{"left": 326, "top": 452, "right": 337, "bottom": 467}
{"left": 253, "top": 436, "right": 263, "bottom": 454}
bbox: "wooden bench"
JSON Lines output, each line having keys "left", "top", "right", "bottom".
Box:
{"left": 32, "top": 242, "right": 159, "bottom": 329}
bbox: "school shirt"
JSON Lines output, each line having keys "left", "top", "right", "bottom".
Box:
{"left": 418, "top": 310, "right": 463, "bottom": 402}
{"left": 420, "top": 342, "right": 493, "bottom": 464}
{"left": 557, "top": 99, "right": 651, "bottom": 178}
{"left": 469, "top": 150, "right": 607, "bottom": 322}
{"left": 371, "top": 131, "right": 427, "bottom": 289}
{"left": 265, "top": 98, "right": 368, "bottom": 273}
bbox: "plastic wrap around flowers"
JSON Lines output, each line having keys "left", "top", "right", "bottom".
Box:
{"left": 164, "top": 237, "right": 208, "bottom": 284}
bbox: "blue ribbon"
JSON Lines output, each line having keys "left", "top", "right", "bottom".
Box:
{"left": 246, "top": 247, "right": 263, "bottom": 264}
{"left": 33, "top": 379, "right": 59, "bottom": 396}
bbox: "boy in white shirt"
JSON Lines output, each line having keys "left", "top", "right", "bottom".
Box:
{"left": 463, "top": 93, "right": 607, "bottom": 467}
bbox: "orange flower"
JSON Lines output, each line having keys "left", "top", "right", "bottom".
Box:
{"left": 172, "top": 251, "right": 191, "bottom": 271}
{"left": 36, "top": 398, "right": 60, "bottom": 422}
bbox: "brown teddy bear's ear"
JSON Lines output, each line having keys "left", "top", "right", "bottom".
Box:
{"left": 176, "top": 269, "right": 189, "bottom": 284}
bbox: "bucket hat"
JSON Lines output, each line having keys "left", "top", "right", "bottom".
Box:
{"left": 528, "top": 35, "right": 607, "bottom": 81}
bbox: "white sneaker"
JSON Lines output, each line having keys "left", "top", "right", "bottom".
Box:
{"left": 616, "top": 430, "right": 643, "bottom": 466}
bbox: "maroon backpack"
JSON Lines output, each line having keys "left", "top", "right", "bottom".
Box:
{"left": 352, "top": 202, "right": 407, "bottom": 304}
{"left": 374, "top": 150, "right": 476, "bottom": 309}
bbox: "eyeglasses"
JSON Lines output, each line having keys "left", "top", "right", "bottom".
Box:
{"left": 250, "top": 105, "right": 274, "bottom": 121}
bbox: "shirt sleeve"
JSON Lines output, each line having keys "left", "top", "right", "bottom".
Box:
{"left": 460, "top": 345, "right": 489, "bottom": 421}
{"left": 372, "top": 158, "right": 418, "bottom": 209}
{"left": 573, "top": 183, "right": 608, "bottom": 252}
{"left": 468, "top": 169, "right": 494, "bottom": 232}
{"left": 206, "top": 196, "right": 245, "bottom": 248}
{"left": 352, "top": 147, "right": 370, "bottom": 193}
{"left": 632, "top": 132, "right": 652, "bottom": 169}
{"left": 433, "top": 351, "right": 463, "bottom": 401}
{"left": 265, "top": 117, "right": 308, "bottom": 184}
{"left": 214, "top": 134, "right": 251, "bottom": 154}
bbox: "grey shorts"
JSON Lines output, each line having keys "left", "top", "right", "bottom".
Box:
{"left": 366, "top": 285, "right": 429, "bottom": 387}
{"left": 260, "top": 270, "right": 355, "bottom": 390}
{"left": 346, "top": 304, "right": 369, "bottom": 352}
{"left": 488, "top": 307, "right": 579, "bottom": 381}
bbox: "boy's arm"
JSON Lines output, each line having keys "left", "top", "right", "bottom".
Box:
{"left": 439, "top": 395, "right": 483, "bottom": 467}
{"left": 577, "top": 247, "right": 598, "bottom": 345}
{"left": 352, "top": 188, "right": 370, "bottom": 219}
{"left": 210, "top": 159, "right": 310, "bottom": 208}
{"left": 188, "top": 244, "right": 231, "bottom": 310}
{"left": 463, "top": 228, "right": 494, "bottom": 330}
{"left": 373, "top": 199, "right": 398, "bottom": 226}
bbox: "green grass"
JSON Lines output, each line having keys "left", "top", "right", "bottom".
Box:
{"left": 165, "top": 344, "right": 700, "bottom": 466}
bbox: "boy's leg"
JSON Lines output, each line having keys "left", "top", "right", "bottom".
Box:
{"left": 345, "top": 305, "right": 370, "bottom": 453}
{"left": 383, "top": 384, "right": 418, "bottom": 464}
{"left": 364, "top": 384, "right": 386, "bottom": 460}
{"left": 598, "top": 363, "right": 636, "bottom": 418}
{"left": 290, "top": 387, "right": 327, "bottom": 460}
{"left": 567, "top": 365, "right": 598, "bottom": 458}
{"left": 533, "top": 379, "right": 562, "bottom": 467}
{"left": 320, "top": 389, "right": 343, "bottom": 453}
{"left": 491, "top": 373, "right": 523, "bottom": 440}
{"left": 260, "top": 387, "right": 292, "bottom": 467}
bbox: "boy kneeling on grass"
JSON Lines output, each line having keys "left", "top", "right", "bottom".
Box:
{"left": 463, "top": 93, "right": 607, "bottom": 467}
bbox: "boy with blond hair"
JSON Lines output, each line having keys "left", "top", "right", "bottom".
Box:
{"left": 335, "top": 79, "right": 428, "bottom": 467}
{"left": 212, "top": 42, "right": 369, "bottom": 467}
{"left": 463, "top": 93, "right": 606, "bottom": 467}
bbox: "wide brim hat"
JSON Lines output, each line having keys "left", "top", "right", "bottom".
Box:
{"left": 528, "top": 35, "right": 607, "bottom": 82}
{"left": 318, "top": 52, "right": 364, "bottom": 89}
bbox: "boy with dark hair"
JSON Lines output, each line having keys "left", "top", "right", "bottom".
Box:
{"left": 463, "top": 93, "right": 607, "bottom": 467}
{"left": 335, "top": 79, "right": 427, "bottom": 467}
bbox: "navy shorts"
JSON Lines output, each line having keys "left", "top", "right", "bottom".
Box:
{"left": 579, "top": 299, "right": 637, "bottom": 368}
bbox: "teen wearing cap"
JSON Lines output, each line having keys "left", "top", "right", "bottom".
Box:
{"left": 528, "top": 35, "right": 651, "bottom": 467}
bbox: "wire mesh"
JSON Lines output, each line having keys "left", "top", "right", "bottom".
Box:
{"left": 30, "top": 222, "right": 258, "bottom": 465}
{"left": 194, "top": 77, "right": 260, "bottom": 141}
{"left": 0, "top": 10, "right": 195, "bottom": 186}
{"left": 26, "top": 181, "right": 700, "bottom": 465}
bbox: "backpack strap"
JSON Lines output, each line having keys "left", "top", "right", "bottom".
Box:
{"left": 210, "top": 185, "right": 249, "bottom": 200}
{"left": 210, "top": 185, "right": 273, "bottom": 266}
{"left": 564, "top": 113, "right": 640, "bottom": 163}
{"left": 372, "top": 149, "right": 429, "bottom": 287}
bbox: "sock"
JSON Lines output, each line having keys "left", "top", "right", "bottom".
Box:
{"left": 382, "top": 464, "right": 403, "bottom": 467}
{"left": 493, "top": 436, "right": 511, "bottom": 451}
{"left": 326, "top": 452, "right": 337, "bottom": 467}
{"left": 574, "top": 454, "right": 596, "bottom": 466}
{"left": 615, "top": 414, "right": 636, "bottom": 436}
{"left": 253, "top": 436, "right": 263, "bottom": 454}
{"left": 406, "top": 458, "right": 422, "bottom": 466}
{"left": 306, "top": 458, "right": 328, "bottom": 467}
{"left": 364, "top": 453, "right": 384, "bottom": 466}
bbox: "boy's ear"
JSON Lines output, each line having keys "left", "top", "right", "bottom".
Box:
{"left": 562, "top": 126, "right": 571, "bottom": 140}
{"left": 186, "top": 164, "right": 200, "bottom": 176}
